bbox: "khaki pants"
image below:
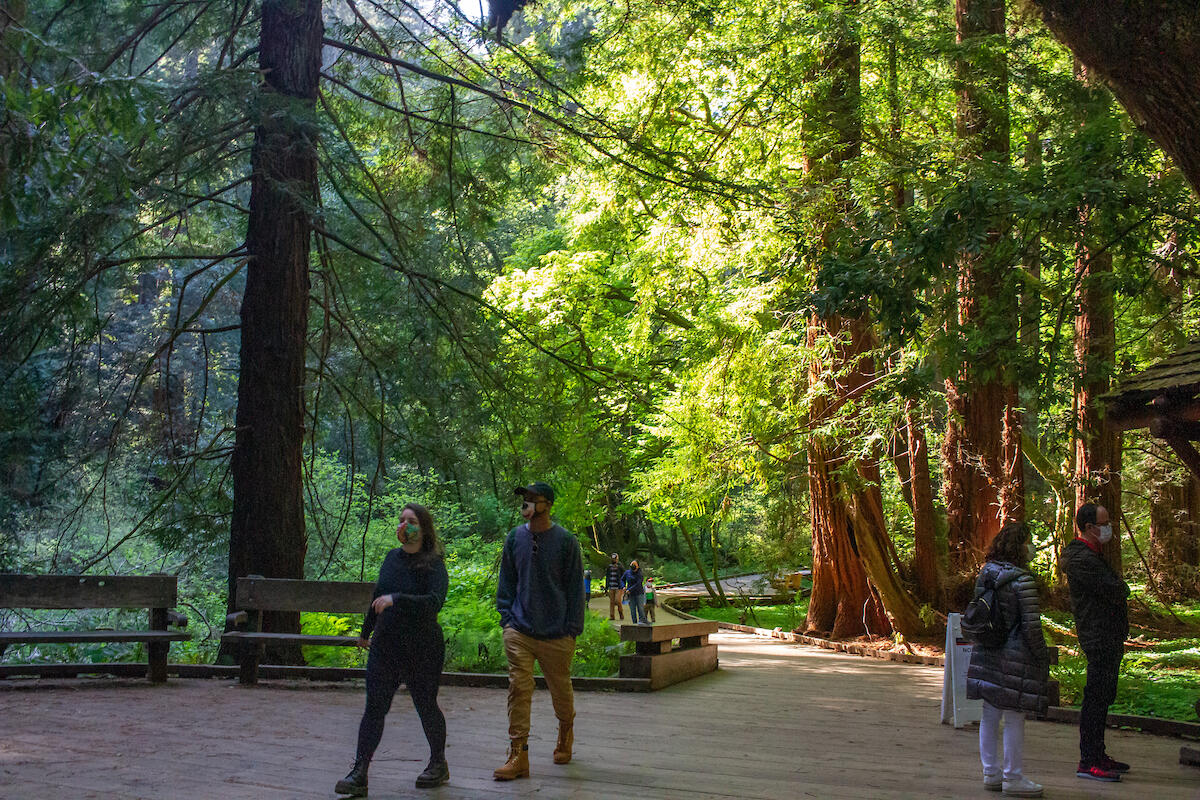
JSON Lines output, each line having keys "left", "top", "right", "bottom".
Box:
{"left": 503, "top": 627, "right": 576, "bottom": 740}
{"left": 608, "top": 589, "right": 624, "bottom": 619}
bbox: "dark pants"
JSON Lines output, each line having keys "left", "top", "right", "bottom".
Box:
{"left": 356, "top": 625, "right": 447, "bottom": 764}
{"left": 1079, "top": 642, "right": 1122, "bottom": 765}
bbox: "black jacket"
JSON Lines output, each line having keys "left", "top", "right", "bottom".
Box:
{"left": 1062, "top": 538, "right": 1129, "bottom": 652}
{"left": 966, "top": 560, "right": 1050, "bottom": 714}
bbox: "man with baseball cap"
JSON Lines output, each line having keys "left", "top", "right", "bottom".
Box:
{"left": 604, "top": 551, "right": 624, "bottom": 621}
{"left": 494, "top": 481, "right": 585, "bottom": 780}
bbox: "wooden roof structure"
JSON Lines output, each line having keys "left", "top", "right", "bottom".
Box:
{"left": 1104, "top": 340, "right": 1200, "bottom": 480}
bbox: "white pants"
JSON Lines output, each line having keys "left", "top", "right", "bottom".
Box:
{"left": 979, "top": 701, "right": 1025, "bottom": 781}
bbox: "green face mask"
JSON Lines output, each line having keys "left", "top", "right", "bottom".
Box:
{"left": 403, "top": 522, "right": 420, "bottom": 537}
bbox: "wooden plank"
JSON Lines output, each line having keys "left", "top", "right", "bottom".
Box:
{"left": 0, "top": 630, "right": 191, "bottom": 644}
{"left": 618, "top": 620, "right": 717, "bottom": 643}
{"left": 619, "top": 642, "right": 718, "bottom": 689}
{"left": 235, "top": 577, "right": 374, "bottom": 613}
{"left": 0, "top": 662, "right": 150, "bottom": 679}
{"left": 220, "top": 631, "right": 360, "bottom": 647}
{"left": 0, "top": 574, "right": 177, "bottom": 609}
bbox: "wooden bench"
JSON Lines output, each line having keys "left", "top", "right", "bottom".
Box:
{"left": 619, "top": 620, "right": 719, "bottom": 689}
{"left": 222, "top": 576, "right": 374, "bottom": 685}
{"left": 0, "top": 573, "right": 190, "bottom": 683}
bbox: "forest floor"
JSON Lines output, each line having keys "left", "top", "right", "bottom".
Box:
{"left": 3, "top": 631, "right": 1197, "bottom": 799}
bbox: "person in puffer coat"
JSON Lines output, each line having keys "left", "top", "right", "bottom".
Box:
{"left": 966, "top": 522, "right": 1050, "bottom": 798}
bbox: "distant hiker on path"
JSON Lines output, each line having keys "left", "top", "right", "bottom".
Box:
{"left": 605, "top": 553, "right": 624, "bottom": 621}
{"left": 494, "top": 482, "right": 585, "bottom": 780}
{"left": 336, "top": 503, "right": 450, "bottom": 796}
{"left": 622, "top": 560, "right": 647, "bottom": 625}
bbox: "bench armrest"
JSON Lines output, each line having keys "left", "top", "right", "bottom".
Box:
{"left": 226, "top": 610, "right": 249, "bottom": 629}
{"left": 167, "top": 610, "right": 188, "bottom": 629}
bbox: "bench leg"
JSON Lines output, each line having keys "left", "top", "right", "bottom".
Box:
{"left": 148, "top": 642, "right": 169, "bottom": 684}
{"left": 239, "top": 641, "right": 262, "bottom": 685}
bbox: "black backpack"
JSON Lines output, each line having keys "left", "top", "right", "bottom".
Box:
{"left": 961, "top": 570, "right": 1018, "bottom": 647}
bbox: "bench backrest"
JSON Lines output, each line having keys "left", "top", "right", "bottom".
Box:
{"left": 234, "top": 577, "right": 375, "bottom": 614}
{"left": 0, "top": 574, "right": 178, "bottom": 610}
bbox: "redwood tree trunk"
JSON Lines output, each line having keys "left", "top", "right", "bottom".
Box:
{"left": 1073, "top": 209, "right": 1122, "bottom": 571}
{"left": 1031, "top": 1, "right": 1200, "bottom": 197}
{"left": 1072, "top": 61, "right": 1122, "bottom": 572}
{"left": 905, "top": 404, "right": 941, "bottom": 604}
{"left": 944, "top": 0, "right": 1022, "bottom": 573}
{"left": 801, "top": 0, "right": 890, "bottom": 639}
{"left": 806, "top": 416, "right": 888, "bottom": 637}
{"left": 225, "top": 0, "right": 323, "bottom": 662}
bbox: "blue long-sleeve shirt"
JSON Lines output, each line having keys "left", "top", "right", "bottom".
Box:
{"left": 360, "top": 548, "right": 448, "bottom": 640}
{"left": 496, "top": 522, "right": 585, "bottom": 639}
{"left": 621, "top": 567, "right": 645, "bottom": 596}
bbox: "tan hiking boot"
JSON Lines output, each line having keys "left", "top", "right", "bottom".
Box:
{"left": 493, "top": 740, "right": 529, "bottom": 781}
{"left": 553, "top": 723, "right": 573, "bottom": 764}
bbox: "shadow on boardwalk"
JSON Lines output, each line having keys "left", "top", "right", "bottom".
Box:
{"left": 2, "top": 632, "right": 1197, "bottom": 799}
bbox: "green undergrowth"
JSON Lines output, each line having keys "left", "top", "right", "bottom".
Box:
{"left": 688, "top": 597, "right": 811, "bottom": 631}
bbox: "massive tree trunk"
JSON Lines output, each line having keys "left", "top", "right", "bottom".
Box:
{"left": 943, "top": 0, "right": 1022, "bottom": 573}
{"left": 225, "top": 0, "right": 323, "bottom": 663}
{"left": 1031, "top": 1, "right": 1200, "bottom": 198}
{"left": 802, "top": 0, "right": 890, "bottom": 639}
{"left": 1072, "top": 62, "right": 1122, "bottom": 572}
{"left": 904, "top": 405, "right": 941, "bottom": 604}
{"left": 806, "top": 398, "right": 888, "bottom": 636}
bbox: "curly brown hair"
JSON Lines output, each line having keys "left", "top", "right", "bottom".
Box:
{"left": 984, "top": 521, "right": 1031, "bottom": 567}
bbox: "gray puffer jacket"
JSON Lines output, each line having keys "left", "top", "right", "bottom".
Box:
{"left": 965, "top": 560, "right": 1050, "bottom": 714}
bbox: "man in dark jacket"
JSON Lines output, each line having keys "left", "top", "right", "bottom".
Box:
{"left": 1063, "top": 503, "right": 1130, "bottom": 782}
{"left": 494, "top": 482, "right": 585, "bottom": 780}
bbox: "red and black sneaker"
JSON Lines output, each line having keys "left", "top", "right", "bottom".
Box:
{"left": 1076, "top": 762, "right": 1121, "bottom": 782}
{"left": 1098, "top": 755, "right": 1130, "bottom": 773}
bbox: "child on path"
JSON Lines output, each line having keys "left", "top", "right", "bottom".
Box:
{"left": 644, "top": 576, "right": 657, "bottom": 623}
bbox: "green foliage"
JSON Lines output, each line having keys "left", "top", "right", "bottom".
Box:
{"left": 690, "top": 597, "right": 811, "bottom": 631}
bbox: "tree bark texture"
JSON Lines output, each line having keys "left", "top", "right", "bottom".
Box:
{"left": 226, "top": 0, "right": 323, "bottom": 662}
{"left": 944, "top": 0, "right": 1023, "bottom": 573}
{"left": 804, "top": 315, "right": 893, "bottom": 638}
{"left": 1031, "top": 1, "right": 1200, "bottom": 197}
{"left": 1073, "top": 206, "right": 1122, "bottom": 572}
{"left": 904, "top": 404, "right": 941, "bottom": 604}
{"left": 1148, "top": 448, "right": 1200, "bottom": 602}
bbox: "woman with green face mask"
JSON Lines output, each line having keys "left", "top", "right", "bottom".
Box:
{"left": 336, "top": 503, "right": 449, "bottom": 796}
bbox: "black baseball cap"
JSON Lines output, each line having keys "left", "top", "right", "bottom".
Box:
{"left": 514, "top": 482, "right": 555, "bottom": 504}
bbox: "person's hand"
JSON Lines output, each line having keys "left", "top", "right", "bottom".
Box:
{"left": 372, "top": 594, "right": 395, "bottom": 614}
{"left": 356, "top": 637, "right": 370, "bottom": 649}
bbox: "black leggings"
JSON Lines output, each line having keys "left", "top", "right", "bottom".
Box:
{"left": 356, "top": 625, "right": 446, "bottom": 764}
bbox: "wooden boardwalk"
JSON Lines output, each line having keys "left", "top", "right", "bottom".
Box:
{"left": 2, "top": 632, "right": 1197, "bottom": 799}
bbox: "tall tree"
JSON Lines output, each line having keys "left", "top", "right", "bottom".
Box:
{"left": 226, "top": 0, "right": 323, "bottom": 656}
{"left": 1071, "top": 64, "right": 1122, "bottom": 571}
{"left": 943, "top": 0, "right": 1022, "bottom": 573}
{"left": 1031, "top": 1, "right": 1200, "bottom": 197}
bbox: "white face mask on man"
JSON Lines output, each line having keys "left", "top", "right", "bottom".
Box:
{"left": 1096, "top": 523, "right": 1113, "bottom": 544}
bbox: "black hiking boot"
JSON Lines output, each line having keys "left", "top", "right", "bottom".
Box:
{"left": 415, "top": 758, "right": 450, "bottom": 788}
{"left": 335, "top": 758, "right": 369, "bottom": 796}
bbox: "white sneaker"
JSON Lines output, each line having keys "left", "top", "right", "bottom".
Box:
{"left": 1002, "top": 777, "right": 1043, "bottom": 797}
{"left": 983, "top": 773, "right": 1002, "bottom": 791}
